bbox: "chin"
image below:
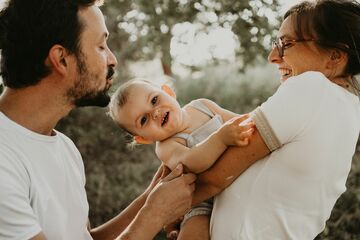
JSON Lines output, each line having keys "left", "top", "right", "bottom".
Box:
{"left": 75, "top": 91, "right": 110, "bottom": 107}
{"left": 280, "top": 74, "right": 293, "bottom": 83}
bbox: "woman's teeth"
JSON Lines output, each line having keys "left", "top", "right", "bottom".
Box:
{"left": 280, "top": 69, "right": 292, "bottom": 76}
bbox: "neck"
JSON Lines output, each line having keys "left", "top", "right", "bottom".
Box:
{"left": 0, "top": 86, "right": 73, "bottom": 136}
{"left": 177, "top": 108, "right": 192, "bottom": 133}
{"left": 331, "top": 75, "right": 352, "bottom": 90}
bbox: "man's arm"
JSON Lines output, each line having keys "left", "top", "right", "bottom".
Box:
{"left": 90, "top": 165, "right": 167, "bottom": 240}
{"left": 91, "top": 164, "right": 196, "bottom": 240}
{"left": 89, "top": 192, "right": 148, "bottom": 240}
{"left": 193, "top": 129, "right": 270, "bottom": 205}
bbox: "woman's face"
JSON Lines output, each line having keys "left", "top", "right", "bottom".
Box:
{"left": 268, "top": 16, "right": 332, "bottom": 82}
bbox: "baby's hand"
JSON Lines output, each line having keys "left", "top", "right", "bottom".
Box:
{"left": 218, "top": 115, "right": 255, "bottom": 147}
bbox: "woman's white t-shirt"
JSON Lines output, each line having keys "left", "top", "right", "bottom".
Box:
{"left": 210, "top": 71, "right": 360, "bottom": 239}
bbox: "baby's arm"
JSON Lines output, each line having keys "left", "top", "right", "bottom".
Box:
{"left": 199, "top": 98, "right": 244, "bottom": 122}
{"left": 156, "top": 115, "right": 254, "bottom": 173}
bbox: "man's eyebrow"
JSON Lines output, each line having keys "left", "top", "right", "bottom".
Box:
{"left": 98, "top": 32, "right": 109, "bottom": 42}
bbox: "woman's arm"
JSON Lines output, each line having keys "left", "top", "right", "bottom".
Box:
{"left": 192, "top": 128, "right": 270, "bottom": 205}
{"left": 156, "top": 115, "right": 254, "bottom": 173}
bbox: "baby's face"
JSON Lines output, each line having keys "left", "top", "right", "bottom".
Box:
{"left": 117, "top": 83, "right": 184, "bottom": 142}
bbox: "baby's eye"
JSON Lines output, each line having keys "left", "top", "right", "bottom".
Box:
{"left": 140, "top": 116, "right": 147, "bottom": 126}
{"left": 151, "top": 96, "right": 158, "bottom": 105}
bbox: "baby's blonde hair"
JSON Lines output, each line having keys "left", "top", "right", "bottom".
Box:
{"left": 108, "top": 78, "right": 155, "bottom": 123}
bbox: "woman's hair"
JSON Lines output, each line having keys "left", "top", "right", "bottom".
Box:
{"left": 284, "top": 0, "right": 360, "bottom": 92}
{"left": 0, "top": 0, "right": 102, "bottom": 88}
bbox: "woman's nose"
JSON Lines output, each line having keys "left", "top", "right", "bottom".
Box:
{"left": 268, "top": 47, "right": 282, "bottom": 64}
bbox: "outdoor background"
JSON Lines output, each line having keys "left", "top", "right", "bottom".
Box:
{"left": 1, "top": 0, "right": 359, "bottom": 239}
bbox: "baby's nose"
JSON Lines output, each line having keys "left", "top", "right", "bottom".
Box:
{"left": 152, "top": 108, "right": 161, "bottom": 120}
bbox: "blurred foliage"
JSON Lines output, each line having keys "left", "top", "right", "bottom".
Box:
{"left": 102, "top": 0, "right": 281, "bottom": 74}
{"left": 57, "top": 63, "right": 360, "bottom": 239}
{"left": 55, "top": 0, "right": 359, "bottom": 239}
{"left": 56, "top": 107, "right": 160, "bottom": 225}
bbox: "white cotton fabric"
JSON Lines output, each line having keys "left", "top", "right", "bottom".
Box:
{"left": 210, "top": 71, "right": 360, "bottom": 240}
{"left": 0, "top": 112, "right": 92, "bottom": 240}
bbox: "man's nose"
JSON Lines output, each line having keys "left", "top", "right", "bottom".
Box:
{"left": 107, "top": 47, "right": 118, "bottom": 67}
{"left": 151, "top": 108, "right": 161, "bottom": 120}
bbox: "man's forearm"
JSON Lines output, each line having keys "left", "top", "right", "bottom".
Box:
{"left": 90, "top": 192, "right": 148, "bottom": 240}
{"left": 193, "top": 130, "right": 270, "bottom": 204}
{"left": 116, "top": 204, "right": 163, "bottom": 240}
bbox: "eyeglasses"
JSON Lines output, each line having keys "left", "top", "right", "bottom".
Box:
{"left": 272, "top": 38, "right": 315, "bottom": 58}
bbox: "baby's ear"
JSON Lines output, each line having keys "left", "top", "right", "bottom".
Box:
{"left": 134, "top": 136, "right": 153, "bottom": 145}
{"left": 162, "top": 84, "right": 176, "bottom": 98}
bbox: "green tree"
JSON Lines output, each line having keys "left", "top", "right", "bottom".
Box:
{"left": 102, "top": 0, "right": 280, "bottom": 75}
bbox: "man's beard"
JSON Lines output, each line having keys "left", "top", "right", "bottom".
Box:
{"left": 67, "top": 55, "right": 114, "bottom": 108}
{"left": 74, "top": 88, "right": 110, "bottom": 107}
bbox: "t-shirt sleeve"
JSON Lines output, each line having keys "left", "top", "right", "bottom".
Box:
{"left": 250, "top": 71, "right": 327, "bottom": 151}
{"left": 0, "top": 148, "right": 42, "bottom": 239}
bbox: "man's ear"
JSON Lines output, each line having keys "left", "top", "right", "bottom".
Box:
{"left": 46, "top": 44, "right": 70, "bottom": 76}
{"left": 134, "top": 136, "right": 153, "bottom": 144}
{"left": 161, "top": 84, "right": 176, "bottom": 98}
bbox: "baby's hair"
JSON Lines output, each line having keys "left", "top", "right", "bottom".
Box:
{"left": 108, "top": 77, "right": 176, "bottom": 147}
{"left": 108, "top": 78, "right": 154, "bottom": 123}
{"left": 107, "top": 78, "right": 156, "bottom": 148}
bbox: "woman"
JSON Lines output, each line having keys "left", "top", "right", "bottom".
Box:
{"left": 194, "top": 0, "right": 360, "bottom": 239}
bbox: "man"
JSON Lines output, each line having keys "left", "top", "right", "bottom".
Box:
{"left": 0, "top": 0, "right": 195, "bottom": 239}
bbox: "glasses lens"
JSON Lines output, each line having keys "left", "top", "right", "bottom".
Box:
{"left": 272, "top": 39, "right": 283, "bottom": 58}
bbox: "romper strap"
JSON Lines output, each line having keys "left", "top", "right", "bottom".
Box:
{"left": 187, "top": 100, "right": 215, "bottom": 117}
{"left": 172, "top": 132, "right": 191, "bottom": 141}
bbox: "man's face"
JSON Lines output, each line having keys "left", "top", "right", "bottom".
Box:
{"left": 67, "top": 5, "right": 117, "bottom": 107}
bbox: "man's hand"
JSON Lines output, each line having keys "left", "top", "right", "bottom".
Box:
{"left": 143, "top": 164, "right": 168, "bottom": 198}
{"left": 145, "top": 164, "right": 196, "bottom": 227}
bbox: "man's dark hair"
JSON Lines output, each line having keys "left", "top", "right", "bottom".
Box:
{"left": 0, "top": 0, "right": 99, "bottom": 88}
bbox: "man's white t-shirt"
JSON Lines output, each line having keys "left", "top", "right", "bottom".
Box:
{"left": 0, "top": 112, "right": 92, "bottom": 240}
{"left": 210, "top": 72, "right": 360, "bottom": 239}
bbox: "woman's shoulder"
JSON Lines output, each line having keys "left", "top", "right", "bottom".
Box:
{"left": 281, "top": 71, "right": 330, "bottom": 94}
{"left": 287, "top": 71, "right": 328, "bottom": 85}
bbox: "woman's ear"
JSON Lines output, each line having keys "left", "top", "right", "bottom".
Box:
{"left": 162, "top": 84, "right": 176, "bottom": 98}
{"left": 328, "top": 49, "right": 348, "bottom": 68}
{"left": 134, "top": 136, "right": 153, "bottom": 144}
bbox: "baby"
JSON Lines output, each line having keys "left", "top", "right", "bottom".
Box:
{"left": 108, "top": 78, "right": 254, "bottom": 239}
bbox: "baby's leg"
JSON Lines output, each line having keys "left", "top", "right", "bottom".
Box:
{"left": 177, "top": 199, "right": 212, "bottom": 240}
{"left": 177, "top": 215, "right": 210, "bottom": 240}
